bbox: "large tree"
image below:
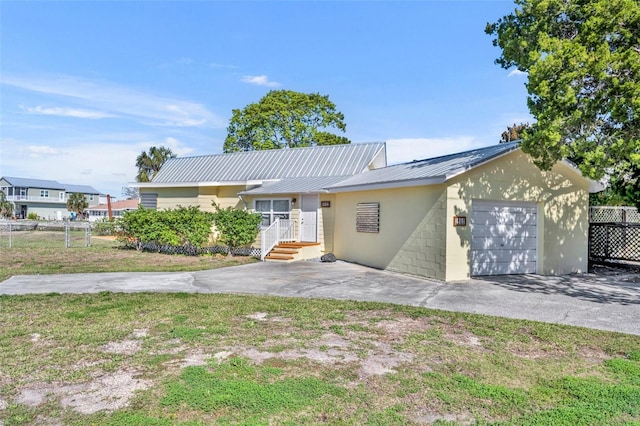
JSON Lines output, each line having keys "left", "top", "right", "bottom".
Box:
{"left": 223, "top": 90, "right": 350, "bottom": 153}
{"left": 500, "top": 123, "right": 531, "bottom": 143}
{"left": 486, "top": 0, "right": 640, "bottom": 189}
{"left": 136, "top": 146, "right": 176, "bottom": 182}
{"left": 66, "top": 192, "right": 88, "bottom": 218}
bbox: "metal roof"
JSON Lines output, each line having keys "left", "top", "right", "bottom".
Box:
{"left": 239, "top": 176, "right": 349, "bottom": 195}
{"left": 327, "top": 142, "right": 521, "bottom": 191}
{"left": 1, "top": 176, "right": 102, "bottom": 194}
{"left": 63, "top": 184, "right": 101, "bottom": 194}
{"left": 151, "top": 143, "right": 386, "bottom": 183}
{"left": 1, "top": 176, "right": 66, "bottom": 190}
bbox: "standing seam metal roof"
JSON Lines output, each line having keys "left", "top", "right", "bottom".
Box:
{"left": 327, "top": 142, "right": 521, "bottom": 190}
{"left": 151, "top": 143, "right": 386, "bottom": 183}
{"left": 2, "top": 177, "right": 101, "bottom": 194}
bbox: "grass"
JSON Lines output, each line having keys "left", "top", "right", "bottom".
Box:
{"left": 0, "top": 233, "right": 639, "bottom": 424}
{"left": 0, "top": 292, "right": 639, "bottom": 425}
{"left": 0, "top": 231, "right": 257, "bottom": 282}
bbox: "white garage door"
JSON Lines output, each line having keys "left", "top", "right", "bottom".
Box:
{"left": 471, "top": 200, "right": 537, "bottom": 276}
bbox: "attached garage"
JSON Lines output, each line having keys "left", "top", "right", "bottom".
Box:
{"left": 471, "top": 200, "right": 538, "bottom": 276}
{"left": 332, "top": 142, "right": 602, "bottom": 281}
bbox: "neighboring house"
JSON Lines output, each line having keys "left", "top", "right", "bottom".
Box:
{"left": 0, "top": 177, "right": 102, "bottom": 220}
{"left": 134, "top": 142, "right": 603, "bottom": 281}
{"left": 86, "top": 199, "right": 139, "bottom": 222}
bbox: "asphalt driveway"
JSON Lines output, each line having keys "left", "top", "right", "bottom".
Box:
{"left": 1, "top": 261, "right": 639, "bottom": 335}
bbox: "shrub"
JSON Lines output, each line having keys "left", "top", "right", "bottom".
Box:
{"left": 118, "top": 206, "right": 214, "bottom": 252}
{"left": 27, "top": 212, "right": 40, "bottom": 220}
{"left": 211, "top": 204, "right": 262, "bottom": 256}
{"left": 92, "top": 217, "right": 119, "bottom": 236}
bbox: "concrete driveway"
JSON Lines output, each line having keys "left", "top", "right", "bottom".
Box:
{"left": 1, "top": 261, "right": 639, "bottom": 336}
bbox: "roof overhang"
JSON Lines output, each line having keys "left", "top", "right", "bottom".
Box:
{"left": 327, "top": 176, "right": 446, "bottom": 193}
{"left": 557, "top": 160, "right": 605, "bottom": 193}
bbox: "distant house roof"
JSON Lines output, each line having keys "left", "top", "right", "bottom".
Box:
{"left": 63, "top": 184, "right": 101, "bottom": 195}
{"left": 2, "top": 176, "right": 101, "bottom": 194}
{"left": 326, "top": 142, "right": 521, "bottom": 191}
{"left": 87, "top": 199, "right": 139, "bottom": 211}
{"left": 2, "top": 176, "right": 66, "bottom": 190}
{"left": 149, "top": 143, "right": 386, "bottom": 185}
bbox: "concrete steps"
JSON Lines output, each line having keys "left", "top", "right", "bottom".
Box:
{"left": 265, "top": 242, "right": 321, "bottom": 262}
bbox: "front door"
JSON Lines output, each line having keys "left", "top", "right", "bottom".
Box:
{"left": 300, "top": 194, "right": 318, "bottom": 242}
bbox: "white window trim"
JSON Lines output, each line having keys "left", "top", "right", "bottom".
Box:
{"left": 40, "top": 190, "right": 49, "bottom": 198}
{"left": 254, "top": 198, "right": 292, "bottom": 228}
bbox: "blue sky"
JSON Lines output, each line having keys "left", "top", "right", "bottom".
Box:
{"left": 1, "top": 1, "right": 530, "bottom": 198}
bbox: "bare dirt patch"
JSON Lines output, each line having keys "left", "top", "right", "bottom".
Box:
{"left": 101, "top": 340, "right": 142, "bottom": 355}
{"left": 15, "top": 369, "right": 150, "bottom": 414}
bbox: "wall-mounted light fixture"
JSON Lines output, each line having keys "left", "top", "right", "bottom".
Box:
{"left": 292, "top": 198, "right": 297, "bottom": 204}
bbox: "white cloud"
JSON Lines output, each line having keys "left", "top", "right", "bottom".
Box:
{"left": 508, "top": 69, "right": 527, "bottom": 77}
{"left": 23, "top": 105, "right": 116, "bottom": 119}
{"left": 0, "top": 135, "right": 194, "bottom": 198}
{"left": 25, "top": 145, "right": 63, "bottom": 157}
{"left": 385, "top": 137, "right": 487, "bottom": 164}
{"left": 3, "top": 74, "right": 226, "bottom": 128}
{"left": 241, "top": 75, "right": 281, "bottom": 87}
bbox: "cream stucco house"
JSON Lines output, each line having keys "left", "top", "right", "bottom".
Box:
{"left": 134, "top": 142, "right": 602, "bottom": 281}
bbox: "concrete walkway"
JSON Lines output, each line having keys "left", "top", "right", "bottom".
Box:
{"left": 1, "top": 261, "right": 639, "bottom": 336}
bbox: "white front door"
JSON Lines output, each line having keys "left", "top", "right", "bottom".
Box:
{"left": 471, "top": 200, "right": 538, "bottom": 276}
{"left": 300, "top": 194, "right": 318, "bottom": 242}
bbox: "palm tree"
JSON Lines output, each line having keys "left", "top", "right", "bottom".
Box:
{"left": 0, "top": 191, "right": 14, "bottom": 218}
{"left": 136, "top": 146, "right": 177, "bottom": 182}
{"left": 66, "top": 192, "right": 89, "bottom": 219}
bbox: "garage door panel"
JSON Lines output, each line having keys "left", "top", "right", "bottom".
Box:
{"left": 472, "top": 224, "right": 537, "bottom": 238}
{"left": 471, "top": 236, "right": 537, "bottom": 250}
{"left": 471, "top": 249, "right": 537, "bottom": 263}
{"left": 471, "top": 211, "right": 537, "bottom": 226}
{"left": 471, "top": 200, "right": 537, "bottom": 276}
{"left": 471, "top": 260, "right": 537, "bottom": 275}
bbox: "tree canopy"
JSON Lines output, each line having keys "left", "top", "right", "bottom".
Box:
{"left": 223, "top": 90, "right": 350, "bottom": 153}
{"left": 486, "top": 0, "right": 640, "bottom": 189}
{"left": 500, "top": 123, "right": 531, "bottom": 143}
{"left": 66, "top": 192, "right": 88, "bottom": 217}
{"left": 136, "top": 146, "right": 176, "bottom": 182}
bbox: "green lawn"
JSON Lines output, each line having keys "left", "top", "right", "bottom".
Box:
{"left": 1, "top": 293, "right": 639, "bottom": 425}
{"left": 1, "top": 234, "right": 639, "bottom": 425}
{"left": 0, "top": 233, "right": 256, "bottom": 282}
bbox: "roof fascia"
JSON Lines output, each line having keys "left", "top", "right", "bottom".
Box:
{"left": 327, "top": 176, "right": 446, "bottom": 193}
{"left": 131, "top": 180, "right": 269, "bottom": 189}
{"left": 557, "top": 160, "right": 605, "bottom": 193}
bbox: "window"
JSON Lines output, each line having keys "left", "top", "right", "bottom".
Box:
{"left": 59, "top": 192, "right": 65, "bottom": 201}
{"left": 40, "top": 190, "right": 49, "bottom": 198}
{"left": 89, "top": 194, "right": 94, "bottom": 201}
{"left": 255, "top": 199, "right": 290, "bottom": 227}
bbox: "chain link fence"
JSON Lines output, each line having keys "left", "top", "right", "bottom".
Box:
{"left": 0, "top": 220, "right": 92, "bottom": 248}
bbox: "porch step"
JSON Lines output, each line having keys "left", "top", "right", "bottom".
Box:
{"left": 270, "top": 248, "right": 299, "bottom": 255}
{"left": 265, "top": 242, "right": 322, "bottom": 262}
{"left": 276, "top": 242, "right": 321, "bottom": 248}
{"left": 265, "top": 253, "right": 295, "bottom": 260}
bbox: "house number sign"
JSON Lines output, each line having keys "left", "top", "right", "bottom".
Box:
{"left": 453, "top": 216, "right": 467, "bottom": 227}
